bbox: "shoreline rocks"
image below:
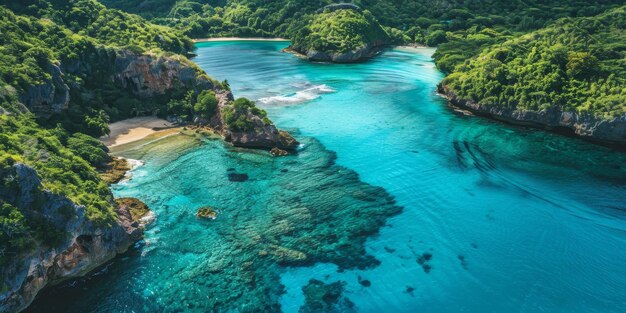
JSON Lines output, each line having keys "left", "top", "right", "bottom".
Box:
{"left": 284, "top": 43, "right": 386, "bottom": 63}
{"left": 438, "top": 84, "right": 626, "bottom": 147}
{"left": 211, "top": 91, "right": 300, "bottom": 152}
{"left": 99, "top": 157, "right": 132, "bottom": 184}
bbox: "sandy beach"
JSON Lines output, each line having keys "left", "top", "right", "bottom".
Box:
{"left": 193, "top": 37, "right": 289, "bottom": 42}
{"left": 101, "top": 116, "right": 175, "bottom": 148}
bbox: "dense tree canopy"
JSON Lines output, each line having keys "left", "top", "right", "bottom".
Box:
{"left": 441, "top": 6, "right": 626, "bottom": 118}
{"left": 291, "top": 8, "right": 391, "bottom": 54}
{"left": 0, "top": 114, "right": 117, "bottom": 263}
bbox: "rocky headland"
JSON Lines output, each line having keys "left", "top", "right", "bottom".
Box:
{"left": 0, "top": 164, "right": 147, "bottom": 313}
{"left": 438, "top": 85, "right": 626, "bottom": 146}
{"left": 2, "top": 45, "right": 297, "bottom": 313}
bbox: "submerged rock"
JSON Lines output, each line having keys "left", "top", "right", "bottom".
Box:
{"left": 270, "top": 147, "right": 289, "bottom": 156}
{"left": 227, "top": 172, "right": 249, "bottom": 182}
{"left": 34, "top": 136, "right": 403, "bottom": 312}
{"left": 417, "top": 252, "right": 434, "bottom": 273}
{"left": 196, "top": 207, "right": 218, "bottom": 220}
{"left": 417, "top": 252, "right": 433, "bottom": 265}
{"left": 357, "top": 276, "right": 372, "bottom": 287}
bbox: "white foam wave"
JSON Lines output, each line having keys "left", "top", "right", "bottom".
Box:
{"left": 258, "top": 84, "right": 335, "bottom": 105}
{"left": 115, "top": 158, "right": 145, "bottom": 184}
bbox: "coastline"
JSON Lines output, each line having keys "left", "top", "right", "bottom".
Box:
{"left": 437, "top": 85, "right": 626, "bottom": 149}
{"left": 100, "top": 116, "right": 176, "bottom": 148}
{"left": 193, "top": 37, "right": 289, "bottom": 42}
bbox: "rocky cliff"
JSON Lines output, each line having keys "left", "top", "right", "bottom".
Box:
{"left": 438, "top": 85, "right": 626, "bottom": 145}
{"left": 17, "top": 48, "right": 297, "bottom": 151}
{"left": 0, "top": 164, "right": 144, "bottom": 313}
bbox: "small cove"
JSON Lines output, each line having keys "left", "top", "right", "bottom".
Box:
{"left": 26, "top": 41, "right": 626, "bottom": 313}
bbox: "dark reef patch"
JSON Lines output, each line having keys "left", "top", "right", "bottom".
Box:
{"left": 417, "top": 252, "right": 434, "bottom": 273}
{"left": 227, "top": 172, "right": 249, "bottom": 182}
{"left": 299, "top": 279, "right": 356, "bottom": 313}
{"left": 404, "top": 285, "right": 415, "bottom": 296}
{"left": 357, "top": 276, "right": 371, "bottom": 287}
{"left": 101, "top": 135, "right": 403, "bottom": 312}
{"left": 458, "top": 254, "right": 468, "bottom": 270}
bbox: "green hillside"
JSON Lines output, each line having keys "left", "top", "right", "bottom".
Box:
{"left": 290, "top": 7, "right": 390, "bottom": 55}
{"left": 441, "top": 6, "right": 626, "bottom": 118}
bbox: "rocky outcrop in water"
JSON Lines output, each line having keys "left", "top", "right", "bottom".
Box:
{"left": 287, "top": 7, "right": 390, "bottom": 63}
{"left": 438, "top": 85, "right": 626, "bottom": 146}
{"left": 209, "top": 91, "right": 300, "bottom": 151}
{"left": 0, "top": 164, "right": 145, "bottom": 313}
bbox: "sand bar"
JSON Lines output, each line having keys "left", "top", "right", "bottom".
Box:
{"left": 101, "top": 116, "right": 175, "bottom": 148}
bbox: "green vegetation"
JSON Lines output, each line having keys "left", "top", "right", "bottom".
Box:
{"left": 291, "top": 8, "right": 390, "bottom": 54}
{"left": 0, "top": 1, "right": 195, "bottom": 138}
{"left": 441, "top": 7, "right": 626, "bottom": 118}
{"left": 2, "top": 0, "right": 625, "bottom": 268}
{"left": 222, "top": 98, "right": 270, "bottom": 132}
{"left": 0, "top": 114, "right": 117, "bottom": 263}
{"left": 194, "top": 90, "right": 218, "bottom": 119}
{"left": 6, "top": 0, "right": 193, "bottom": 54}
{"left": 0, "top": 202, "right": 31, "bottom": 265}
{"left": 67, "top": 133, "right": 110, "bottom": 167}
{"left": 100, "top": 0, "right": 626, "bottom": 118}
{"left": 0, "top": 0, "right": 205, "bottom": 260}
{"left": 0, "top": 115, "right": 115, "bottom": 223}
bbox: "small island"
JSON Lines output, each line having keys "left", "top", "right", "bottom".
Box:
{"left": 287, "top": 5, "right": 391, "bottom": 63}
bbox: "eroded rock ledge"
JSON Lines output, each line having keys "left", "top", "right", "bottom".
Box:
{"left": 284, "top": 42, "right": 386, "bottom": 63}
{"left": 0, "top": 164, "right": 147, "bottom": 313}
{"left": 438, "top": 84, "right": 626, "bottom": 146}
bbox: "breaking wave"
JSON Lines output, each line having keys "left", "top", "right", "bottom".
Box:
{"left": 258, "top": 84, "right": 335, "bottom": 105}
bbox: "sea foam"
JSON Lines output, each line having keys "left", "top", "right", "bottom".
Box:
{"left": 258, "top": 84, "right": 335, "bottom": 105}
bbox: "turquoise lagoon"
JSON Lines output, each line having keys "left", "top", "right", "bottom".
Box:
{"left": 27, "top": 41, "right": 626, "bottom": 312}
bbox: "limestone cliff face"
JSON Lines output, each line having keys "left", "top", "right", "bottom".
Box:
{"left": 18, "top": 49, "right": 215, "bottom": 116}
{"left": 438, "top": 85, "right": 626, "bottom": 145}
{"left": 111, "top": 51, "right": 214, "bottom": 97}
{"left": 0, "top": 164, "right": 143, "bottom": 313}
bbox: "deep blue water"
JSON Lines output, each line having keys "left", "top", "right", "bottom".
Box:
{"left": 28, "top": 41, "right": 626, "bottom": 312}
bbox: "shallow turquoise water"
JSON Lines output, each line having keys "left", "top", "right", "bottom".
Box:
{"left": 28, "top": 41, "right": 626, "bottom": 312}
